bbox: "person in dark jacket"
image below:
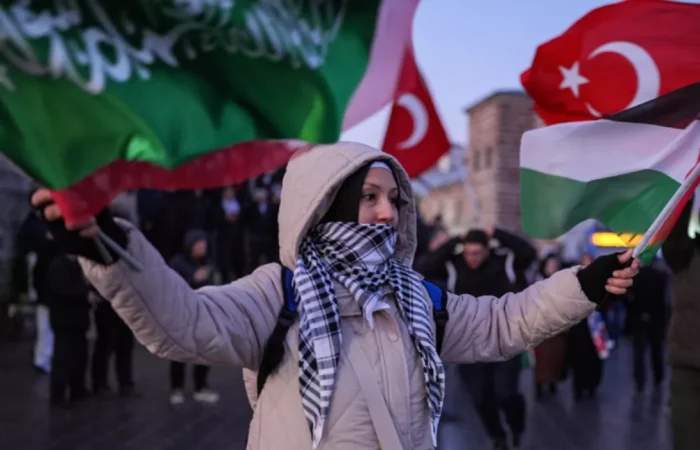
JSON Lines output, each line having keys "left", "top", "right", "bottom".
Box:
{"left": 661, "top": 197, "right": 700, "bottom": 450}
{"left": 245, "top": 188, "right": 279, "bottom": 269}
{"left": 626, "top": 259, "right": 669, "bottom": 393}
{"left": 90, "top": 288, "right": 137, "bottom": 397}
{"left": 46, "top": 253, "right": 91, "bottom": 407}
{"left": 167, "top": 229, "right": 220, "bottom": 405}
{"left": 567, "top": 253, "right": 606, "bottom": 401}
{"left": 412, "top": 217, "right": 449, "bottom": 275}
{"left": 91, "top": 202, "right": 138, "bottom": 398}
{"left": 416, "top": 226, "right": 537, "bottom": 450}
{"left": 14, "top": 212, "right": 59, "bottom": 373}
{"left": 217, "top": 186, "right": 247, "bottom": 282}
{"left": 418, "top": 227, "right": 537, "bottom": 297}
{"left": 533, "top": 255, "right": 569, "bottom": 399}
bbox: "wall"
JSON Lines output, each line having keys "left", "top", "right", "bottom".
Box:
{"left": 466, "top": 92, "right": 537, "bottom": 232}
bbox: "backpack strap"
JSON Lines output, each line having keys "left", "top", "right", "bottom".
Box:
{"left": 422, "top": 280, "right": 449, "bottom": 355}
{"left": 256, "top": 267, "right": 298, "bottom": 395}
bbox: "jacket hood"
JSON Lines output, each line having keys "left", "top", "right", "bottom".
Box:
{"left": 183, "top": 229, "right": 207, "bottom": 253}
{"left": 278, "top": 142, "right": 417, "bottom": 269}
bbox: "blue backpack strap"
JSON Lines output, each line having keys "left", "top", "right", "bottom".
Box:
{"left": 256, "top": 266, "right": 298, "bottom": 395}
{"left": 282, "top": 266, "right": 297, "bottom": 314}
{"left": 422, "top": 280, "right": 449, "bottom": 355}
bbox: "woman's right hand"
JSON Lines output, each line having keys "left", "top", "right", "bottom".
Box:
{"left": 29, "top": 188, "right": 128, "bottom": 265}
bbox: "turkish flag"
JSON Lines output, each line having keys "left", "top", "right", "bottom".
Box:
{"left": 521, "top": 0, "right": 700, "bottom": 125}
{"left": 382, "top": 46, "right": 450, "bottom": 178}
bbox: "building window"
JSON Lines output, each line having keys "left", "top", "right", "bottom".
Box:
{"left": 453, "top": 197, "right": 464, "bottom": 225}
{"left": 485, "top": 147, "right": 493, "bottom": 168}
{"left": 443, "top": 200, "right": 456, "bottom": 225}
{"left": 472, "top": 149, "right": 480, "bottom": 171}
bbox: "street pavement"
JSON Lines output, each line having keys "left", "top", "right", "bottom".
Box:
{"left": 0, "top": 336, "right": 672, "bottom": 450}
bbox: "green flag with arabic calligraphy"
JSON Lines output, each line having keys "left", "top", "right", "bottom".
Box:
{"left": 0, "top": 0, "right": 417, "bottom": 223}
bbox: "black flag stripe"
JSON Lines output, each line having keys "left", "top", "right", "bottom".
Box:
{"left": 607, "top": 82, "right": 700, "bottom": 129}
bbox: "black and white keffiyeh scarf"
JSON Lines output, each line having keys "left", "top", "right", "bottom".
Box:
{"left": 294, "top": 221, "right": 446, "bottom": 448}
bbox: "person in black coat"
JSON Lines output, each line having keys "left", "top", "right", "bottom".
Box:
{"left": 91, "top": 202, "right": 138, "bottom": 398}
{"left": 567, "top": 254, "right": 605, "bottom": 401}
{"left": 46, "top": 253, "right": 91, "bottom": 407}
{"left": 627, "top": 259, "right": 669, "bottom": 392}
{"left": 216, "top": 186, "right": 247, "bottom": 282}
{"left": 417, "top": 227, "right": 537, "bottom": 297}
{"left": 244, "top": 188, "right": 279, "bottom": 269}
{"left": 415, "top": 226, "right": 537, "bottom": 450}
{"left": 167, "top": 229, "right": 220, "bottom": 405}
{"left": 90, "top": 286, "right": 137, "bottom": 398}
{"left": 14, "top": 212, "right": 59, "bottom": 373}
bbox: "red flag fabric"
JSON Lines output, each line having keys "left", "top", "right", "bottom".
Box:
{"left": 50, "top": 140, "right": 307, "bottom": 223}
{"left": 382, "top": 47, "right": 450, "bottom": 178}
{"left": 521, "top": 0, "right": 700, "bottom": 125}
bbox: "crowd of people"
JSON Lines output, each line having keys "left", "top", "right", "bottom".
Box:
{"left": 413, "top": 214, "right": 672, "bottom": 449}
{"left": 11, "top": 169, "right": 285, "bottom": 408}
{"left": 2, "top": 149, "right": 679, "bottom": 449}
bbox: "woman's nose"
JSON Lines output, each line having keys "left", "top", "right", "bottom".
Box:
{"left": 376, "top": 198, "right": 396, "bottom": 224}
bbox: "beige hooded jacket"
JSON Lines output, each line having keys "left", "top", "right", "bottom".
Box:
{"left": 80, "top": 142, "right": 596, "bottom": 450}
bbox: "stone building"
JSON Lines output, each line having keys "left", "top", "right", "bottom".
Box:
{"left": 414, "top": 143, "right": 476, "bottom": 236}
{"left": 464, "top": 90, "right": 543, "bottom": 231}
{"left": 418, "top": 90, "right": 543, "bottom": 236}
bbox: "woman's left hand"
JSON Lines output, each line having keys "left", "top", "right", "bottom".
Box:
{"left": 604, "top": 249, "right": 641, "bottom": 295}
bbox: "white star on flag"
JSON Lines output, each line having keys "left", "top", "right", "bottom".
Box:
{"left": 558, "top": 62, "right": 589, "bottom": 98}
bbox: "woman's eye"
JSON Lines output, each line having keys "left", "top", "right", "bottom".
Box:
{"left": 362, "top": 193, "right": 376, "bottom": 202}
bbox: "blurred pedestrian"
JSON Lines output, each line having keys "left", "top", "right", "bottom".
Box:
{"left": 168, "top": 229, "right": 220, "bottom": 405}
{"left": 533, "top": 255, "right": 569, "bottom": 399}
{"left": 46, "top": 253, "right": 90, "bottom": 408}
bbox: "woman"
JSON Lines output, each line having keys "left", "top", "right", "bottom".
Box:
{"left": 532, "top": 255, "right": 569, "bottom": 399}
{"left": 31, "top": 142, "right": 638, "bottom": 450}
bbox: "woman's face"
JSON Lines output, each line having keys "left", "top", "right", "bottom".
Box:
{"left": 358, "top": 167, "right": 399, "bottom": 227}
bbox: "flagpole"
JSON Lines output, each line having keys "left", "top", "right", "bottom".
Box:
{"left": 633, "top": 119, "right": 700, "bottom": 258}
{"left": 97, "top": 230, "right": 144, "bottom": 272}
{"left": 93, "top": 236, "right": 114, "bottom": 265}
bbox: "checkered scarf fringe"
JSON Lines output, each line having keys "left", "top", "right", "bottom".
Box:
{"left": 294, "top": 222, "right": 446, "bottom": 448}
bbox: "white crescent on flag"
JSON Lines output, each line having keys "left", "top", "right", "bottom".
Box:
{"left": 396, "top": 93, "right": 428, "bottom": 149}
{"left": 584, "top": 41, "right": 661, "bottom": 117}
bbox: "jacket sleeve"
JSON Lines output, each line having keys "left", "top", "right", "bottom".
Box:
{"left": 79, "top": 221, "right": 283, "bottom": 369}
{"left": 168, "top": 255, "right": 195, "bottom": 286}
{"left": 440, "top": 267, "right": 594, "bottom": 363}
{"left": 661, "top": 199, "right": 695, "bottom": 274}
{"left": 492, "top": 228, "right": 538, "bottom": 271}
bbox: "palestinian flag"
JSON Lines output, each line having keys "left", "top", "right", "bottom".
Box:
{"left": 520, "top": 83, "right": 700, "bottom": 257}
{"left": 0, "top": 0, "right": 418, "bottom": 224}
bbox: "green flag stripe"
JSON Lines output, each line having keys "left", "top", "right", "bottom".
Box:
{"left": 520, "top": 167, "right": 681, "bottom": 239}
